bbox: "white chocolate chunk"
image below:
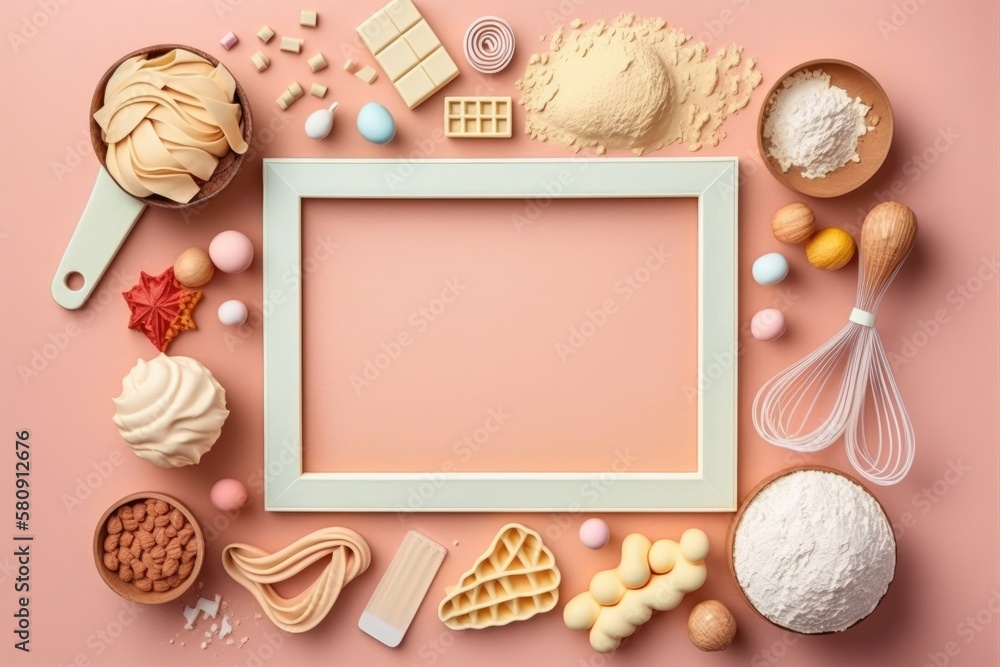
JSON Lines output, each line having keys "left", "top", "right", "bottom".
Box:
{"left": 251, "top": 51, "right": 270, "bottom": 72}
{"left": 257, "top": 25, "right": 275, "bottom": 43}
{"left": 355, "top": 65, "right": 378, "bottom": 84}
{"left": 300, "top": 10, "right": 318, "bottom": 27}
{"left": 307, "top": 52, "right": 328, "bottom": 72}
{"left": 280, "top": 36, "right": 304, "bottom": 53}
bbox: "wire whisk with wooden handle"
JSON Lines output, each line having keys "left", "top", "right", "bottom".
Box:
{"left": 752, "top": 201, "right": 918, "bottom": 485}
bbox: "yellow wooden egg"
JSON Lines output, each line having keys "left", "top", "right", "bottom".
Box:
{"left": 174, "top": 247, "right": 215, "bottom": 287}
{"left": 806, "top": 228, "right": 856, "bottom": 270}
{"left": 688, "top": 600, "right": 736, "bottom": 651}
{"left": 771, "top": 202, "right": 816, "bottom": 245}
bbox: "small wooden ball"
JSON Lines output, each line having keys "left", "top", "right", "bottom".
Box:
{"left": 771, "top": 202, "right": 816, "bottom": 245}
{"left": 688, "top": 600, "right": 736, "bottom": 652}
{"left": 174, "top": 247, "right": 214, "bottom": 287}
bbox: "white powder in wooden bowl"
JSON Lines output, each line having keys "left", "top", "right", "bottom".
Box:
{"left": 762, "top": 69, "right": 873, "bottom": 179}
{"left": 515, "top": 14, "right": 761, "bottom": 155}
{"left": 732, "top": 469, "right": 895, "bottom": 634}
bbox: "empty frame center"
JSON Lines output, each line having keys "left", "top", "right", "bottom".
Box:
{"left": 301, "top": 197, "right": 700, "bottom": 473}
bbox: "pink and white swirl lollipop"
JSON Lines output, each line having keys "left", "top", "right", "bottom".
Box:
{"left": 464, "top": 16, "right": 515, "bottom": 74}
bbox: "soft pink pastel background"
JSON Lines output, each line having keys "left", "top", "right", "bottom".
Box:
{"left": 301, "top": 197, "right": 700, "bottom": 473}
{"left": 2, "top": 0, "right": 997, "bottom": 666}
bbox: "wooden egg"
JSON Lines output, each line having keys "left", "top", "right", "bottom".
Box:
{"left": 688, "top": 600, "right": 737, "bottom": 651}
{"left": 771, "top": 202, "right": 816, "bottom": 245}
{"left": 173, "top": 247, "right": 214, "bottom": 287}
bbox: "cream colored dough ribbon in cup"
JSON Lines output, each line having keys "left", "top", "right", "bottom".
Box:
{"left": 52, "top": 44, "right": 251, "bottom": 309}
{"left": 222, "top": 527, "right": 371, "bottom": 633}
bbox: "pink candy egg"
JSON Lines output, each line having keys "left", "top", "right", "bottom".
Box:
{"left": 209, "top": 230, "right": 254, "bottom": 273}
{"left": 579, "top": 518, "right": 610, "bottom": 549}
{"left": 210, "top": 478, "right": 248, "bottom": 512}
{"left": 751, "top": 308, "right": 786, "bottom": 341}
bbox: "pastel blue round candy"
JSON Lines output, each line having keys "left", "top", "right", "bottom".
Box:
{"left": 752, "top": 252, "right": 789, "bottom": 285}
{"left": 356, "top": 102, "right": 395, "bottom": 144}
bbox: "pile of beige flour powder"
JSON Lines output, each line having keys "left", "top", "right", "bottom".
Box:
{"left": 515, "top": 14, "right": 762, "bottom": 155}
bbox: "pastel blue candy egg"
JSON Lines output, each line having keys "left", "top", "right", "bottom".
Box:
{"left": 752, "top": 252, "right": 789, "bottom": 285}
{"left": 356, "top": 102, "right": 395, "bottom": 144}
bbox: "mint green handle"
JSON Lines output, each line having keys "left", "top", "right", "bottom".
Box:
{"left": 52, "top": 167, "right": 146, "bottom": 310}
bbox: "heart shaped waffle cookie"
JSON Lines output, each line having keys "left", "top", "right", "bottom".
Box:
{"left": 438, "top": 523, "right": 560, "bottom": 630}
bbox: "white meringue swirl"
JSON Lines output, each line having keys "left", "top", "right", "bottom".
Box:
{"left": 113, "top": 354, "right": 229, "bottom": 467}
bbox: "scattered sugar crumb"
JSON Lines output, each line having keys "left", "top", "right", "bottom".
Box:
{"left": 169, "top": 639, "right": 174, "bottom": 645}
{"left": 200, "top": 642, "right": 207, "bottom": 650}
{"left": 180, "top": 642, "right": 185, "bottom": 647}
{"left": 452, "top": 540, "right": 459, "bottom": 546}
{"left": 254, "top": 613, "right": 262, "bottom": 620}
{"left": 238, "top": 637, "right": 250, "bottom": 648}
{"left": 226, "top": 638, "right": 235, "bottom": 646}
{"left": 570, "top": 18, "right": 585, "bottom": 28}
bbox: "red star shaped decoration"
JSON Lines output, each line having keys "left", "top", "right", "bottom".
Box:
{"left": 122, "top": 267, "right": 202, "bottom": 352}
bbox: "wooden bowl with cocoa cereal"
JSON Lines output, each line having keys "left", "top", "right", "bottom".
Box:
{"left": 93, "top": 492, "right": 204, "bottom": 604}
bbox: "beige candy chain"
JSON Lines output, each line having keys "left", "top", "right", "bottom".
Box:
{"left": 564, "top": 529, "right": 709, "bottom": 652}
{"left": 222, "top": 527, "right": 371, "bottom": 633}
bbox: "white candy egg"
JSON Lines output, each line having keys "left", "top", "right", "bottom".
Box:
{"left": 217, "top": 299, "right": 249, "bottom": 326}
{"left": 304, "top": 102, "right": 339, "bottom": 140}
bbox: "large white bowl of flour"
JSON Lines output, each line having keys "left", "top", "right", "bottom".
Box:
{"left": 728, "top": 467, "right": 896, "bottom": 634}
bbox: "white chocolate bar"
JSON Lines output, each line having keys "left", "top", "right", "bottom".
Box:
{"left": 359, "top": 531, "right": 446, "bottom": 647}
{"left": 444, "top": 97, "right": 512, "bottom": 138}
{"left": 355, "top": 0, "right": 459, "bottom": 109}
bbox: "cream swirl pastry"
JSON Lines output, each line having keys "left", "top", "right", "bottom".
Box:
{"left": 113, "top": 354, "right": 229, "bottom": 467}
{"left": 93, "top": 48, "right": 249, "bottom": 203}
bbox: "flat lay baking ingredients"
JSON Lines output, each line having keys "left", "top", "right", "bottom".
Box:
{"left": 10, "top": 0, "right": 991, "bottom": 664}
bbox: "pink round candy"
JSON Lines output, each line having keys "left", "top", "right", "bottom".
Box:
{"left": 579, "top": 518, "right": 610, "bottom": 549}
{"left": 209, "top": 230, "right": 254, "bottom": 273}
{"left": 751, "top": 308, "right": 786, "bottom": 341}
{"left": 210, "top": 478, "right": 248, "bottom": 512}
{"left": 219, "top": 30, "right": 239, "bottom": 51}
{"left": 464, "top": 17, "right": 515, "bottom": 74}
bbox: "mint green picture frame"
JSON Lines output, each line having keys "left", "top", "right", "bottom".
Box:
{"left": 263, "top": 158, "right": 738, "bottom": 512}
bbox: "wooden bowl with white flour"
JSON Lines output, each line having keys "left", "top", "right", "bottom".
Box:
{"left": 757, "top": 59, "right": 893, "bottom": 198}
{"left": 726, "top": 466, "right": 896, "bottom": 634}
